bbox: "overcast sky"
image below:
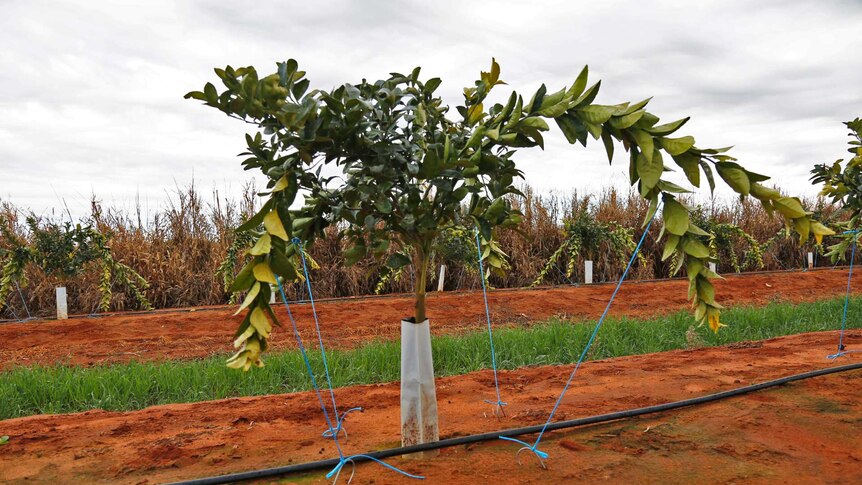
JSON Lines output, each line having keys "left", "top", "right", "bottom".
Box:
{"left": 1, "top": 0, "right": 860, "bottom": 219}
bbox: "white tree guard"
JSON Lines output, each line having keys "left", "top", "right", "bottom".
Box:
{"left": 401, "top": 318, "right": 439, "bottom": 447}
{"left": 56, "top": 287, "right": 68, "bottom": 320}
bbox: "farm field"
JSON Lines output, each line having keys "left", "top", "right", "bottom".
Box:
{"left": 0, "top": 268, "right": 861, "bottom": 483}
{"left": 0, "top": 330, "right": 860, "bottom": 484}
{"left": 1, "top": 268, "right": 860, "bottom": 369}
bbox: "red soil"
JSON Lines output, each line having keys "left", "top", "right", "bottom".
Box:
{"left": 0, "top": 330, "right": 860, "bottom": 484}
{"left": 0, "top": 268, "right": 860, "bottom": 369}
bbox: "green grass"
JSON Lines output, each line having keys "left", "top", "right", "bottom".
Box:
{"left": 1, "top": 296, "right": 860, "bottom": 420}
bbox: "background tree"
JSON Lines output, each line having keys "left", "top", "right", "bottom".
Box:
{"left": 186, "top": 59, "right": 828, "bottom": 446}
{"left": 811, "top": 118, "right": 862, "bottom": 258}
{"left": 0, "top": 216, "right": 152, "bottom": 313}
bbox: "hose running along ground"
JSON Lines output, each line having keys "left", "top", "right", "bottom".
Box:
{"left": 167, "top": 361, "right": 862, "bottom": 485}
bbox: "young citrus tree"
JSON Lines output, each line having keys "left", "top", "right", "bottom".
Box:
{"left": 811, "top": 117, "right": 862, "bottom": 258}
{"left": 0, "top": 216, "right": 152, "bottom": 313}
{"left": 186, "top": 59, "right": 827, "bottom": 447}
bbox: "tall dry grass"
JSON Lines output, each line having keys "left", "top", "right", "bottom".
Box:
{"left": 0, "top": 183, "right": 844, "bottom": 319}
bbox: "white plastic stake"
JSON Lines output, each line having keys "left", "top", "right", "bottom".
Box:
{"left": 56, "top": 287, "right": 68, "bottom": 320}
{"left": 270, "top": 285, "right": 276, "bottom": 304}
{"left": 807, "top": 252, "right": 814, "bottom": 270}
{"left": 584, "top": 260, "right": 593, "bottom": 284}
{"left": 437, "top": 265, "right": 446, "bottom": 292}
{"left": 709, "top": 262, "right": 717, "bottom": 274}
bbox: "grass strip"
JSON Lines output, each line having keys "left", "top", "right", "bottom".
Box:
{"left": 1, "top": 296, "right": 860, "bottom": 419}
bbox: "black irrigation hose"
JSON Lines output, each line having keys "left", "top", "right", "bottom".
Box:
{"left": 168, "top": 361, "right": 862, "bottom": 485}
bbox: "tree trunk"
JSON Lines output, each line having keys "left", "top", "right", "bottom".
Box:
{"left": 400, "top": 246, "right": 439, "bottom": 452}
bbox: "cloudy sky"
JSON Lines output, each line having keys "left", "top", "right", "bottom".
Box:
{"left": 1, "top": 0, "right": 860, "bottom": 219}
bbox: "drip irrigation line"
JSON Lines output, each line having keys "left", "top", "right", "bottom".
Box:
{"left": 166, "top": 361, "right": 862, "bottom": 485}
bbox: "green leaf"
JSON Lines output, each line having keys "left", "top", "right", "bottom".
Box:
{"left": 601, "top": 131, "right": 614, "bottom": 163}
{"left": 292, "top": 217, "right": 315, "bottom": 231}
{"left": 374, "top": 198, "right": 393, "bottom": 214}
{"left": 555, "top": 114, "right": 588, "bottom": 146}
{"left": 229, "top": 261, "right": 256, "bottom": 292}
{"left": 682, "top": 237, "right": 710, "bottom": 258}
{"left": 631, "top": 129, "right": 654, "bottom": 163}
{"left": 672, "top": 152, "right": 701, "bottom": 187}
{"left": 660, "top": 136, "right": 695, "bottom": 156}
{"left": 700, "top": 161, "right": 716, "bottom": 193}
{"left": 646, "top": 117, "right": 690, "bottom": 136}
{"left": 566, "top": 66, "right": 589, "bottom": 99}
{"left": 662, "top": 234, "right": 680, "bottom": 260}
{"left": 518, "top": 117, "right": 550, "bottom": 131}
{"left": 425, "top": 78, "right": 442, "bottom": 93}
{"left": 343, "top": 244, "right": 367, "bottom": 265}
{"left": 386, "top": 252, "right": 411, "bottom": 269}
{"left": 571, "top": 81, "right": 601, "bottom": 109}
{"left": 528, "top": 84, "right": 546, "bottom": 114}
{"left": 636, "top": 152, "right": 662, "bottom": 190}
{"left": 716, "top": 162, "right": 750, "bottom": 196}
{"left": 578, "top": 105, "right": 617, "bottom": 124}
{"left": 773, "top": 197, "right": 807, "bottom": 219}
{"left": 270, "top": 249, "right": 299, "bottom": 281}
{"left": 662, "top": 197, "right": 690, "bottom": 236}
{"left": 609, "top": 109, "right": 645, "bottom": 130}
{"left": 204, "top": 83, "right": 218, "bottom": 103}
{"left": 236, "top": 199, "right": 273, "bottom": 232}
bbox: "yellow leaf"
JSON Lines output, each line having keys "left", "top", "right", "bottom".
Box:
{"left": 233, "top": 325, "right": 255, "bottom": 348}
{"left": 271, "top": 175, "right": 288, "bottom": 192}
{"left": 248, "top": 233, "right": 272, "bottom": 256}
{"left": 250, "top": 307, "right": 272, "bottom": 338}
{"left": 810, "top": 221, "right": 835, "bottom": 245}
{"left": 707, "top": 312, "right": 725, "bottom": 333}
{"left": 253, "top": 263, "right": 277, "bottom": 284}
{"left": 233, "top": 282, "right": 261, "bottom": 316}
{"left": 264, "top": 210, "right": 289, "bottom": 241}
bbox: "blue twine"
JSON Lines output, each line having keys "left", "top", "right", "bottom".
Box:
{"left": 326, "top": 454, "right": 424, "bottom": 481}
{"left": 829, "top": 229, "right": 859, "bottom": 359}
{"left": 501, "top": 206, "right": 659, "bottom": 464}
{"left": 475, "top": 230, "right": 507, "bottom": 414}
{"left": 291, "top": 238, "right": 361, "bottom": 438}
{"left": 274, "top": 278, "right": 344, "bottom": 459}
{"left": 276, "top": 271, "right": 422, "bottom": 481}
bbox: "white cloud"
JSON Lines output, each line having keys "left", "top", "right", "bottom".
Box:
{"left": 0, "top": 0, "right": 860, "bottom": 217}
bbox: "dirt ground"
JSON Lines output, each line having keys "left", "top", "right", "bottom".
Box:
{"left": 0, "top": 330, "right": 860, "bottom": 484}
{"left": 1, "top": 268, "right": 860, "bottom": 369}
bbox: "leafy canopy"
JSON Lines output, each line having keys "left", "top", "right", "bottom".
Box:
{"left": 810, "top": 117, "right": 862, "bottom": 259}
{"left": 187, "top": 59, "right": 826, "bottom": 369}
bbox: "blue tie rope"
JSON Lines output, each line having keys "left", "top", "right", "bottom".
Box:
{"left": 292, "top": 238, "right": 362, "bottom": 439}
{"left": 500, "top": 206, "right": 659, "bottom": 466}
{"left": 275, "top": 279, "right": 344, "bottom": 458}
{"left": 474, "top": 230, "right": 508, "bottom": 416}
{"left": 829, "top": 229, "right": 859, "bottom": 359}
{"left": 276, "top": 270, "right": 422, "bottom": 482}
